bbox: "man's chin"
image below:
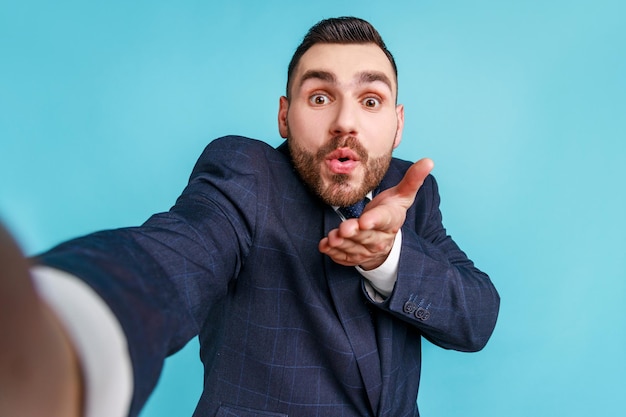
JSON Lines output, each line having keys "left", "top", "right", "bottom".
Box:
{"left": 319, "top": 180, "right": 366, "bottom": 207}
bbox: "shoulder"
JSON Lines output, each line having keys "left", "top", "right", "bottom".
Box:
{"left": 198, "top": 135, "right": 283, "bottom": 162}
{"left": 204, "top": 135, "right": 275, "bottom": 152}
{"left": 190, "top": 135, "right": 291, "bottom": 177}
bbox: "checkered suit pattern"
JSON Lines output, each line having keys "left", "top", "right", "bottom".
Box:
{"left": 37, "top": 136, "right": 499, "bottom": 417}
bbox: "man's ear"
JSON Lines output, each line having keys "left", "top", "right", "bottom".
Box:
{"left": 393, "top": 103, "right": 405, "bottom": 149}
{"left": 278, "top": 96, "right": 289, "bottom": 138}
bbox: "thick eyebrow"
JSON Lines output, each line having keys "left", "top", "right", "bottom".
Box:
{"left": 357, "top": 71, "right": 394, "bottom": 93}
{"left": 298, "top": 70, "right": 336, "bottom": 89}
{"left": 297, "top": 69, "right": 394, "bottom": 94}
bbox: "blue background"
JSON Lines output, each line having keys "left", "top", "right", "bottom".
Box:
{"left": 1, "top": 1, "right": 624, "bottom": 416}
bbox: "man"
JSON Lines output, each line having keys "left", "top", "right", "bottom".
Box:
{"left": 0, "top": 17, "right": 499, "bottom": 417}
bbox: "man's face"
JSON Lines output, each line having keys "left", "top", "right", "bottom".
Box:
{"left": 278, "top": 43, "right": 405, "bottom": 207}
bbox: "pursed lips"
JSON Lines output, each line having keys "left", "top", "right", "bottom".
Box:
{"left": 325, "top": 148, "right": 360, "bottom": 174}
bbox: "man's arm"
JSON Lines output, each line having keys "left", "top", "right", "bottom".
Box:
{"left": 0, "top": 223, "right": 83, "bottom": 417}
{"left": 320, "top": 159, "right": 499, "bottom": 351}
{"left": 386, "top": 174, "right": 500, "bottom": 351}
{"left": 319, "top": 158, "right": 434, "bottom": 269}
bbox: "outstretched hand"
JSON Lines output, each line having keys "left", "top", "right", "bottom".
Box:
{"left": 0, "top": 224, "right": 83, "bottom": 417}
{"left": 319, "top": 158, "right": 434, "bottom": 270}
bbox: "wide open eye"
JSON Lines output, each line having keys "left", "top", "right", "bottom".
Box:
{"left": 310, "top": 94, "right": 330, "bottom": 106}
{"left": 363, "top": 97, "right": 381, "bottom": 108}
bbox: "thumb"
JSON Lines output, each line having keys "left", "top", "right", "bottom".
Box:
{"left": 394, "top": 158, "right": 434, "bottom": 202}
{"left": 358, "top": 158, "right": 434, "bottom": 231}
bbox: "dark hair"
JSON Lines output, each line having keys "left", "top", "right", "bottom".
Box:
{"left": 286, "top": 16, "right": 398, "bottom": 98}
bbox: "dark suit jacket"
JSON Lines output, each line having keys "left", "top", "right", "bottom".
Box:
{"left": 38, "top": 136, "right": 499, "bottom": 417}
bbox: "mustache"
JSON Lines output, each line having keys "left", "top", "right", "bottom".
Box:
{"left": 315, "top": 136, "right": 369, "bottom": 162}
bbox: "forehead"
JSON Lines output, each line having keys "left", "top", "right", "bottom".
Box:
{"left": 293, "top": 43, "right": 397, "bottom": 95}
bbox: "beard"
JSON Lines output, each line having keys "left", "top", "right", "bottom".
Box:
{"left": 288, "top": 135, "right": 394, "bottom": 207}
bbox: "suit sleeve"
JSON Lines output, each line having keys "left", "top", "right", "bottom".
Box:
{"left": 381, "top": 175, "right": 500, "bottom": 352}
{"left": 34, "top": 137, "right": 258, "bottom": 416}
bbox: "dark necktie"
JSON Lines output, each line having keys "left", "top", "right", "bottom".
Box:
{"left": 339, "top": 198, "right": 369, "bottom": 219}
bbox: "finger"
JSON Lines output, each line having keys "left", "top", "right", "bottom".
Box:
{"left": 324, "top": 228, "right": 346, "bottom": 248}
{"left": 358, "top": 158, "right": 433, "bottom": 231}
{"left": 337, "top": 218, "right": 360, "bottom": 238}
{"left": 322, "top": 226, "right": 392, "bottom": 257}
{"left": 320, "top": 245, "right": 371, "bottom": 267}
{"left": 362, "top": 158, "right": 434, "bottom": 214}
{"left": 358, "top": 204, "right": 397, "bottom": 232}
{"left": 394, "top": 158, "right": 434, "bottom": 201}
{"left": 319, "top": 229, "right": 352, "bottom": 254}
{"left": 320, "top": 226, "right": 361, "bottom": 253}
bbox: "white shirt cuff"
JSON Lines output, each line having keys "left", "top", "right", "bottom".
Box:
{"left": 357, "top": 229, "right": 402, "bottom": 300}
{"left": 31, "top": 266, "right": 133, "bottom": 417}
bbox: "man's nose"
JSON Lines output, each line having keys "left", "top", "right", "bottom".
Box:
{"left": 330, "top": 99, "right": 358, "bottom": 136}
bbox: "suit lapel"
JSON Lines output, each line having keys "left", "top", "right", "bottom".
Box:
{"left": 323, "top": 207, "right": 382, "bottom": 415}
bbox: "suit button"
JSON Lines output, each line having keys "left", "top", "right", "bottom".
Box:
{"left": 403, "top": 301, "right": 417, "bottom": 314}
{"left": 415, "top": 307, "right": 430, "bottom": 321}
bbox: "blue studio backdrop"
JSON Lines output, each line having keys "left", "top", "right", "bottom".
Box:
{"left": 1, "top": 1, "right": 624, "bottom": 416}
